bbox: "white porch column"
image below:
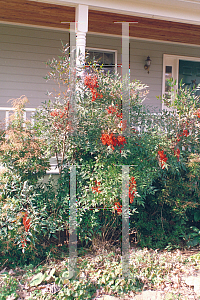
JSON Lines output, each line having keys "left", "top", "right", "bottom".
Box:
{"left": 75, "top": 4, "right": 88, "bottom": 66}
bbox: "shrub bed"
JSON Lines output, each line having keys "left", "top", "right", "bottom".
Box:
{"left": 0, "top": 45, "right": 200, "bottom": 267}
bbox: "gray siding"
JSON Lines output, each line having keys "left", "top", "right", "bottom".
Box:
{"left": 87, "top": 33, "right": 200, "bottom": 111}
{"left": 1, "top": 23, "right": 200, "bottom": 113}
{"left": 0, "top": 23, "right": 69, "bottom": 108}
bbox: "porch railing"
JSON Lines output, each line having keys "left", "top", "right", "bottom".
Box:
{"left": 0, "top": 107, "right": 36, "bottom": 129}
{"left": 0, "top": 108, "right": 189, "bottom": 173}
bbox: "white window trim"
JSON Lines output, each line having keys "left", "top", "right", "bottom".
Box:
{"left": 162, "top": 54, "right": 200, "bottom": 110}
{"left": 85, "top": 47, "right": 117, "bottom": 73}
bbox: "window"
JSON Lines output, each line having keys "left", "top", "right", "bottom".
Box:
{"left": 179, "top": 59, "right": 200, "bottom": 93}
{"left": 162, "top": 54, "right": 200, "bottom": 109}
{"left": 85, "top": 48, "right": 117, "bottom": 73}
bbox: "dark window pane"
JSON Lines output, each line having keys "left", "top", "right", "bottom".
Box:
{"left": 104, "top": 52, "right": 114, "bottom": 65}
{"left": 179, "top": 60, "right": 200, "bottom": 95}
{"left": 86, "top": 51, "right": 94, "bottom": 63}
{"left": 93, "top": 52, "right": 103, "bottom": 65}
{"left": 165, "top": 65, "right": 172, "bottom": 99}
{"left": 166, "top": 66, "right": 172, "bottom": 74}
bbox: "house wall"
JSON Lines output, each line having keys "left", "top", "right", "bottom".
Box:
{"left": 0, "top": 23, "right": 69, "bottom": 109}
{"left": 1, "top": 23, "right": 200, "bottom": 115}
{"left": 87, "top": 33, "right": 200, "bottom": 112}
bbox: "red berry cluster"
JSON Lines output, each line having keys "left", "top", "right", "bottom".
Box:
{"left": 21, "top": 213, "right": 31, "bottom": 249}
{"left": 101, "top": 133, "right": 126, "bottom": 151}
{"left": 21, "top": 239, "right": 27, "bottom": 248}
{"left": 106, "top": 105, "right": 117, "bottom": 114}
{"left": 174, "top": 148, "right": 180, "bottom": 162}
{"left": 50, "top": 103, "right": 69, "bottom": 118}
{"left": 106, "top": 105, "right": 127, "bottom": 131}
{"left": 158, "top": 150, "right": 168, "bottom": 169}
{"left": 84, "top": 76, "right": 127, "bottom": 151}
{"left": 50, "top": 102, "right": 72, "bottom": 131}
{"left": 113, "top": 177, "right": 137, "bottom": 215}
{"left": 172, "top": 125, "right": 189, "bottom": 162}
{"left": 92, "top": 180, "right": 101, "bottom": 194}
{"left": 84, "top": 75, "right": 103, "bottom": 102}
{"left": 176, "top": 129, "right": 189, "bottom": 142}
{"left": 106, "top": 105, "right": 121, "bottom": 118}
{"left": 23, "top": 213, "right": 30, "bottom": 232}
{"left": 114, "top": 202, "right": 122, "bottom": 215}
{"left": 50, "top": 108, "right": 66, "bottom": 118}
{"left": 129, "top": 177, "right": 137, "bottom": 204}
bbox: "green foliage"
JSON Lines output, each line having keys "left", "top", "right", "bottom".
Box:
{"left": 56, "top": 277, "right": 97, "bottom": 300}
{"left": 1, "top": 44, "right": 200, "bottom": 266}
{"left": 33, "top": 45, "right": 164, "bottom": 250}
{"left": 0, "top": 96, "right": 49, "bottom": 186}
{"left": 0, "top": 273, "right": 19, "bottom": 300}
{"left": 187, "top": 226, "right": 200, "bottom": 247}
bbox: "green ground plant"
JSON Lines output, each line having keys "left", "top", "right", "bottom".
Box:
{"left": 1, "top": 248, "right": 200, "bottom": 299}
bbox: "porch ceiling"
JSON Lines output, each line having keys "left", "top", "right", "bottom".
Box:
{"left": 0, "top": 0, "right": 74, "bottom": 30}
{"left": 89, "top": 10, "right": 200, "bottom": 46}
{"left": 0, "top": 0, "right": 200, "bottom": 46}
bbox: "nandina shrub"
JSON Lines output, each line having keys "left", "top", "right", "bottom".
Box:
{"left": 1, "top": 45, "right": 200, "bottom": 257}
{"left": 0, "top": 97, "right": 54, "bottom": 257}
{"left": 132, "top": 82, "right": 200, "bottom": 249}
{"left": 0, "top": 98, "right": 71, "bottom": 258}
{"left": 0, "top": 172, "right": 71, "bottom": 266}
{"left": 134, "top": 163, "right": 200, "bottom": 249}
{"left": 34, "top": 45, "right": 193, "bottom": 250}
{"left": 0, "top": 96, "right": 49, "bottom": 188}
